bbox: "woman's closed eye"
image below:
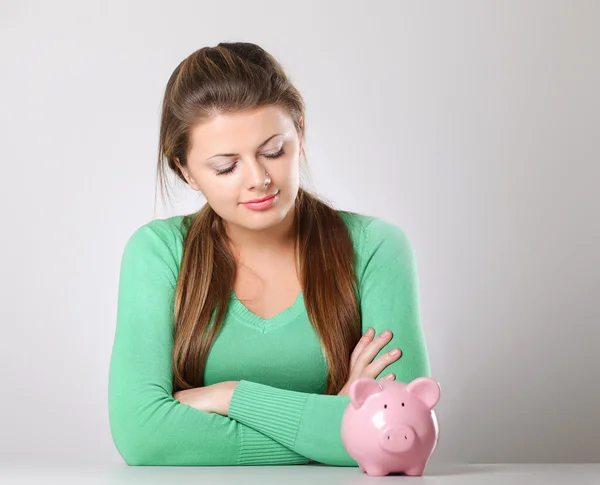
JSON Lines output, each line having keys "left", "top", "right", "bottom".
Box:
{"left": 215, "top": 148, "right": 286, "bottom": 175}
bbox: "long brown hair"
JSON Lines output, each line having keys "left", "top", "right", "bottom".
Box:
{"left": 156, "top": 42, "right": 361, "bottom": 395}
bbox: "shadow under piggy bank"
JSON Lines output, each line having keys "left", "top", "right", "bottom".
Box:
{"left": 341, "top": 376, "right": 441, "bottom": 477}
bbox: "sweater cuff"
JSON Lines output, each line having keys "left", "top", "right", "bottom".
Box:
{"left": 238, "top": 425, "right": 309, "bottom": 465}
{"left": 229, "top": 380, "right": 309, "bottom": 450}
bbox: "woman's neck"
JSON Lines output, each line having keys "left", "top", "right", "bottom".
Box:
{"left": 224, "top": 205, "right": 296, "bottom": 256}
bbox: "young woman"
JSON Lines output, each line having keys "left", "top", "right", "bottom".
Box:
{"left": 108, "top": 42, "right": 431, "bottom": 466}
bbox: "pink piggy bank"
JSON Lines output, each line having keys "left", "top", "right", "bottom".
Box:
{"left": 341, "top": 376, "right": 441, "bottom": 477}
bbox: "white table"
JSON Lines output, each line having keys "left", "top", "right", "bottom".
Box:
{"left": 2, "top": 463, "right": 599, "bottom": 484}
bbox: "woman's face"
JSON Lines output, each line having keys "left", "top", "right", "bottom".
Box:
{"left": 178, "top": 105, "right": 303, "bottom": 233}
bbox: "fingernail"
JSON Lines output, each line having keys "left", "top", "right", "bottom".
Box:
{"left": 389, "top": 348, "right": 400, "bottom": 356}
{"left": 365, "top": 328, "right": 374, "bottom": 337}
{"left": 380, "top": 330, "right": 391, "bottom": 338}
{"left": 386, "top": 373, "right": 395, "bottom": 380}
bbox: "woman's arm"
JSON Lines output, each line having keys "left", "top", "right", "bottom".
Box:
{"left": 108, "top": 222, "right": 308, "bottom": 466}
{"left": 227, "top": 218, "right": 431, "bottom": 466}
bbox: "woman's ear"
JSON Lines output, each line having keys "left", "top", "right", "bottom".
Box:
{"left": 174, "top": 157, "right": 201, "bottom": 192}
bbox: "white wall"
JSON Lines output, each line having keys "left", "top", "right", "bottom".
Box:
{"left": 0, "top": 0, "right": 598, "bottom": 465}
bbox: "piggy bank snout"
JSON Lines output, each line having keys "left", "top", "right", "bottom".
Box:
{"left": 379, "top": 424, "right": 416, "bottom": 453}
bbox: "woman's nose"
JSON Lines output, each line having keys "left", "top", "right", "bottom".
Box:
{"left": 245, "top": 158, "right": 268, "bottom": 189}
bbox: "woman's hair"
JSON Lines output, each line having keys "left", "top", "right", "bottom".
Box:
{"left": 156, "top": 42, "right": 361, "bottom": 395}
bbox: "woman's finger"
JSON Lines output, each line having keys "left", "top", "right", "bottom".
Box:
{"left": 354, "top": 329, "right": 393, "bottom": 371}
{"left": 365, "top": 348, "right": 402, "bottom": 378}
{"left": 350, "top": 328, "right": 375, "bottom": 369}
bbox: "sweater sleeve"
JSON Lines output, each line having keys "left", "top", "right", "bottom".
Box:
{"left": 108, "top": 222, "right": 309, "bottom": 466}
{"left": 227, "top": 218, "right": 432, "bottom": 466}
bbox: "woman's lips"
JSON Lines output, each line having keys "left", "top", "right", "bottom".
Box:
{"left": 241, "top": 191, "right": 279, "bottom": 210}
{"left": 242, "top": 192, "right": 278, "bottom": 204}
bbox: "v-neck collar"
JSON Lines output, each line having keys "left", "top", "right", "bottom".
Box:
{"left": 228, "top": 290, "right": 305, "bottom": 332}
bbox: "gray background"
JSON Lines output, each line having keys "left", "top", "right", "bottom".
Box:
{"left": 0, "top": 0, "right": 598, "bottom": 467}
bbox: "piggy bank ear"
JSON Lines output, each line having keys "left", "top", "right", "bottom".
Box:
{"left": 406, "top": 377, "right": 441, "bottom": 410}
{"left": 349, "top": 377, "right": 383, "bottom": 409}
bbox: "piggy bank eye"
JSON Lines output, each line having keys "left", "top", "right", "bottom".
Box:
{"left": 384, "top": 404, "right": 387, "bottom": 409}
{"left": 402, "top": 403, "right": 405, "bottom": 407}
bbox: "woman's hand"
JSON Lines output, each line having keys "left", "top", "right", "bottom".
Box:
{"left": 173, "top": 381, "right": 239, "bottom": 416}
{"left": 337, "top": 328, "right": 402, "bottom": 396}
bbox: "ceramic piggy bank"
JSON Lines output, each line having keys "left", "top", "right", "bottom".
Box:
{"left": 341, "top": 376, "right": 441, "bottom": 477}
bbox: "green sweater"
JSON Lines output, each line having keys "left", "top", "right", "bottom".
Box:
{"left": 108, "top": 210, "right": 431, "bottom": 466}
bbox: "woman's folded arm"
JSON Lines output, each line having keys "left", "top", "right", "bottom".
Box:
{"left": 108, "top": 223, "right": 309, "bottom": 466}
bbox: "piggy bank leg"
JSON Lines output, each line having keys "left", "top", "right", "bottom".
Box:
{"left": 363, "top": 465, "right": 389, "bottom": 477}
{"left": 403, "top": 464, "right": 425, "bottom": 476}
